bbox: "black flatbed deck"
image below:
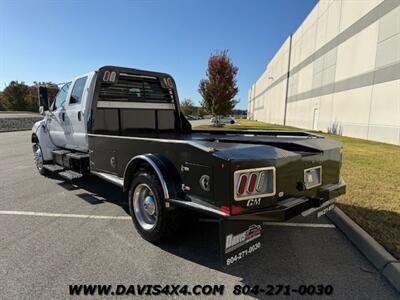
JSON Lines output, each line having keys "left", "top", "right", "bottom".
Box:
{"left": 109, "top": 130, "right": 337, "bottom": 156}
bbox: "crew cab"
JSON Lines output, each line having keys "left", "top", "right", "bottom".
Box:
{"left": 32, "top": 66, "right": 345, "bottom": 264}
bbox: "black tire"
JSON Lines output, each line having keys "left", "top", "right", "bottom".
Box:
{"left": 230, "top": 120, "right": 235, "bottom": 124}
{"left": 128, "top": 171, "right": 179, "bottom": 243}
{"left": 33, "top": 143, "right": 47, "bottom": 176}
{"left": 38, "top": 165, "right": 47, "bottom": 176}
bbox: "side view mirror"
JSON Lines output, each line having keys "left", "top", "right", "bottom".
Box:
{"left": 38, "top": 86, "right": 50, "bottom": 114}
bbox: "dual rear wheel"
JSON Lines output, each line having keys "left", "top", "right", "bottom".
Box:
{"left": 128, "top": 171, "right": 179, "bottom": 243}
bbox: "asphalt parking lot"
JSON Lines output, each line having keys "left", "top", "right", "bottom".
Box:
{"left": 0, "top": 130, "right": 398, "bottom": 299}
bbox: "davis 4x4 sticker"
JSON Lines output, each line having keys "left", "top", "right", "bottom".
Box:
{"left": 219, "top": 220, "right": 263, "bottom": 266}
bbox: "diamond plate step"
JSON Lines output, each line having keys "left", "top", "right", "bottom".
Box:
{"left": 66, "top": 152, "right": 90, "bottom": 160}
{"left": 43, "top": 164, "right": 65, "bottom": 172}
{"left": 52, "top": 149, "right": 71, "bottom": 155}
{"left": 58, "top": 170, "right": 83, "bottom": 180}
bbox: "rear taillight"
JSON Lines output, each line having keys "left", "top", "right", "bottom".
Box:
{"left": 256, "top": 171, "right": 265, "bottom": 192}
{"left": 237, "top": 174, "right": 248, "bottom": 195}
{"left": 234, "top": 167, "right": 276, "bottom": 201}
{"left": 247, "top": 173, "right": 258, "bottom": 193}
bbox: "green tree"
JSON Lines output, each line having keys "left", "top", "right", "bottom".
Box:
{"left": 199, "top": 50, "right": 239, "bottom": 119}
{"left": 0, "top": 94, "right": 4, "bottom": 110}
{"left": 24, "top": 86, "right": 41, "bottom": 112}
{"left": 1, "top": 81, "right": 29, "bottom": 111}
{"left": 180, "top": 98, "right": 195, "bottom": 116}
{"left": 0, "top": 81, "right": 59, "bottom": 112}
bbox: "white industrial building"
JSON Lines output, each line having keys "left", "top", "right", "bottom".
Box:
{"left": 248, "top": 0, "right": 400, "bottom": 145}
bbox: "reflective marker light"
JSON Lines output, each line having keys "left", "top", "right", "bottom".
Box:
{"left": 219, "top": 205, "right": 243, "bottom": 216}
{"left": 220, "top": 206, "right": 230, "bottom": 215}
{"left": 231, "top": 206, "right": 243, "bottom": 215}
{"left": 103, "top": 70, "right": 110, "bottom": 81}
{"left": 109, "top": 71, "right": 116, "bottom": 82}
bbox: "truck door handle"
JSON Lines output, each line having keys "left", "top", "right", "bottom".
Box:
{"left": 78, "top": 111, "right": 82, "bottom": 121}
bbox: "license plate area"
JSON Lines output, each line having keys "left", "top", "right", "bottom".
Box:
{"left": 301, "top": 199, "right": 336, "bottom": 218}
{"left": 304, "top": 166, "right": 322, "bottom": 189}
{"left": 316, "top": 203, "right": 335, "bottom": 218}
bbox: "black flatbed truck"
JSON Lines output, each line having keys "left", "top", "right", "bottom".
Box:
{"left": 32, "top": 66, "right": 345, "bottom": 265}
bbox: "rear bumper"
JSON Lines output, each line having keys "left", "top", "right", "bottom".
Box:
{"left": 317, "top": 179, "right": 346, "bottom": 200}
{"left": 170, "top": 178, "right": 345, "bottom": 221}
{"left": 227, "top": 178, "right": 346, "bottom": 222}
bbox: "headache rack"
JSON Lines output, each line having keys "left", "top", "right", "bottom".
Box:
{"left": 99, "top": 72, "right": 174, "bottom": 103}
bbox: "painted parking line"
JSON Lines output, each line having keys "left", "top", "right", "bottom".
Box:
{"left": 0, "top": 211, "right": 336, "bottom": 228}
{"left": 0, "top": 210, "right": 131, "bottom": 220}
{"left": 263, "top": 222, "right": 335, "bottom": 228}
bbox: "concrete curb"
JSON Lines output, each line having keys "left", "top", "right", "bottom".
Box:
{"left": 328, "top": 207, "right": 400, "bottom": 293}
{"left": 0, "top": 117, "right": 41, "bottom": 132}
{"left": 0, "top": 128, "right": 35, "bottom": 133}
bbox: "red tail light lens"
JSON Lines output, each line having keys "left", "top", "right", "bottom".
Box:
{"left": 247, "top": 173, "right": 258, "bottom": 193}
{"left": 237, "top": 174, "right": 248, "bottom": 195}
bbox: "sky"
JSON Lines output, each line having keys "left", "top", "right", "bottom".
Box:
{"left": 0, "top": 0, "right": 318, "bottom": 109}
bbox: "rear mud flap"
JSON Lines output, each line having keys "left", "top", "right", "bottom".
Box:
{"left": 219, "top": 219, "right": 263, "bottom": 266}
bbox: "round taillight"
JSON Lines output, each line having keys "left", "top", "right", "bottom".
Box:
{"left": 237, "top": 174, "right": 248, "bottom": 195}
{"left": 247, "top": 173, "right": 258, "bottom": 193}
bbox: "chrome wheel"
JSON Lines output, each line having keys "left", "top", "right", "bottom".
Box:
{"left": 34, "top": 144, "right": 44, "bottom": 172}
{"left": 133, "top": 183, "right": 158, "bottom": 231}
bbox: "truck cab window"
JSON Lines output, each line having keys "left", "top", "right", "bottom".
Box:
{"left": 53, "top": 82, "right": 71, "bottom": 110}
{"left": 70, "top": 76, "right": 87, "bottom": 104}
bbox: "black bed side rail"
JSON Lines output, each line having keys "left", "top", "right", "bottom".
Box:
{"left": 193, "top": 129, "right": 322, "bottom": 138}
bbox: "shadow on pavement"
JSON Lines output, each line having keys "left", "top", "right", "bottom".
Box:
{"left": 52, "top": 174, "right": 397, "bottom": 299}
{"left": 52, "top": 174, "right": 265, "bottom": 269}
{"left": 55, "top": 174, "right": 130, "bottom": 215}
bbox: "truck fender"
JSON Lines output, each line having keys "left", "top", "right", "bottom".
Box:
{"left": 123, "top": 154, "right": 182, "bottom": 200}
{"left": 31, "top": 120, "right": 56, "bottom": 161}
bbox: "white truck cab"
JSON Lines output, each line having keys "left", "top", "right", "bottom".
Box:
{"left": 46, "top": 71, "right": 96, "bottom": 152}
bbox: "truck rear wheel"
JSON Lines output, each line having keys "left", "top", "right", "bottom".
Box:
{"left": 128, "top": 171, "right": 178, "bottom": 243}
